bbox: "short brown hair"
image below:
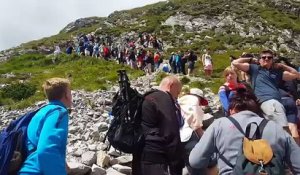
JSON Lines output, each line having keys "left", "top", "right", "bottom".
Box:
{"left": 260, "top": 50, "right": 274, "bottom": 57}
{"left": 43, "top": 78, "right": 70, "bottom": 101}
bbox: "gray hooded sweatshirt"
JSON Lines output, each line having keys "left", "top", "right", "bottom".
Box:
{"left": 189, "top": 110, "right": 300, "bottom": 175}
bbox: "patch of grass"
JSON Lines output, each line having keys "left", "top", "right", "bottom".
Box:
{"left": 258, "top": 6, "right": 300, "bottom": 33}
{"left": 180, "top": 76, "right": 191, "bottom": 84}
{"left": 0, "top": 53, "right": 143, "bottom": 108}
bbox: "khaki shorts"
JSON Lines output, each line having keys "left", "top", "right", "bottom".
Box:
{"left": 261, "top": 99, "right": 288, "bottom": 127}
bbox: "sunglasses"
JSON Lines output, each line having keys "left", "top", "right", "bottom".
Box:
{"left": 261, "top": 56, "right": 273, "bottom": 60}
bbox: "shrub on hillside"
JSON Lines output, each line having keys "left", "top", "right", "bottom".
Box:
{"left": 1, "top": 83, "right": 37, "bottom": 101}
{"left": 181, "top": 76, "right": 190, "bottom": 84}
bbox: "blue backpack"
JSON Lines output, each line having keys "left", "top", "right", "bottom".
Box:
{"left": 0, "top": 108, "right": 43, "bottom": 175}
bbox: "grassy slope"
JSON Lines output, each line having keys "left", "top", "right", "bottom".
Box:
{"left": 0, "top": 54, "right": 143, "bottom": 109}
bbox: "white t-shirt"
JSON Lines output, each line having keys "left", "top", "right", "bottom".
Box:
{"left": 203, "top": 54, "right": 212, "bottom": 66}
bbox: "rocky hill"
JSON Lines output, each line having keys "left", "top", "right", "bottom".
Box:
{"left": 1, "top": 0, "right": 300, "bottom": 65}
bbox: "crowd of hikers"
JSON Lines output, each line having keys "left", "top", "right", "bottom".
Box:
{"left": 53, "top": 32, "right": 211, "bottom": 77}
{"left": 2, "top": 28, "right": 300, "bottom": 175}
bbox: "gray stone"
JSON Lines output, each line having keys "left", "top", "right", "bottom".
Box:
{"left": 67, "top": 162, "right": 91, "bottom": 175}
{"left": 96, "top": 150, "right": 110, "bottom": 168}
{"left": 106, "top": 168, "right": 126, "bottom": 175}
{"left": 112, "top": 164, "right": 132, "bottom": 175}
{"left": 82, "top": 151, "right": 97, "bottom": 166}
{"left": 91, "top": 164, "right": 106, "bottom": 175}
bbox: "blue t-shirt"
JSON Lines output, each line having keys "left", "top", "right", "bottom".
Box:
{"left": 249, "top": 64, "right": 283, "bottom": 103}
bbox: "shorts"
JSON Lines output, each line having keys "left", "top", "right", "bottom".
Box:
{"left": 204, "top": 64, "right": 212, "bottom": 70}
{"left": 281, "top": 97, "right": 299, "bottom": 124}
{"left": 261, "top": 99, "right": 288, "bottom": 127}
{"left": 188, "top": 61, "right": 195, "bottom": 69}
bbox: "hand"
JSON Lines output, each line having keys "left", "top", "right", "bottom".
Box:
{"left": 273, "top": 63, "right": 283, "bottom": 69}
{"left": 296, "top": 99, "right": 300, "bottom": 106}
{"left": 252, "top": 58, "right": 258, "bottom": 64}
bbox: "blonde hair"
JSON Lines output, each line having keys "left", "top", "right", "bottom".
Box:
{"left": 223, "top": 66, "right": 237, "bottom": 78}
{"left": 43, "top": 78, "right": 70, "bottom": 101}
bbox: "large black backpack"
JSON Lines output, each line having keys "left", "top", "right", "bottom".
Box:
{"left": 104, "top": 70, "right": 146, "bottom": 153}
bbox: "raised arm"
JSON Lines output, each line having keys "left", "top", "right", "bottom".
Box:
{"left": 231, "top": 57, "right": 252, "bottom": 72}
{"left": 274, "top": 63, "right": 298, "bottom": 74}
{"left": 283, "top": 71, "right": 300, "bottom": 81}
{"left": 274, "top": 63, "right": 300, "bottom": 81}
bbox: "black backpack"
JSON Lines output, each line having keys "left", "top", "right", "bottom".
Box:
{"left": 104, "top": 70, "right": 147, "bottom": 153}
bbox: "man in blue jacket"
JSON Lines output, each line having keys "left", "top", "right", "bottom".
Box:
{"left": 19, "top": 77, "right": 72, "bottom": 175}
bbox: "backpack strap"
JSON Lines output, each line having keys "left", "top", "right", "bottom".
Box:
{"left": 245, "top": 122, "right": 260, "bottom": 139}
{"left": 227, "top": 117, "right": 245, "bottom": 135}
{"left": 245, "top": 119, "right": 268, "bottom": 139}
{"left": 218, "top": 118, "right": 269, "bottom": 168}
{"left": 222, "top": 85, "right": 231, "bottom": 98}
{"left": 218, "top": 117, "right": 248, "bottom": 168}
{"left": 258, "top": 119, "right": 268, "bottom": 139}
{"left": 218, "top": 150, "right": 235, "bottom": 168}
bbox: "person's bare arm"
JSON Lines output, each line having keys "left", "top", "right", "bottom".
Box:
{"left": 283, "top": 71, "right": 300, "bottom": 81}
{"left": 231, "top": 57, "right": 251, "bottom": 72}
{"left": 274, "top": 63, "right": 298, "bottom": 74}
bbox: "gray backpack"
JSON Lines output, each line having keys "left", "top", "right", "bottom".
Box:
{"left": 219, "top": 117, "right": 285, "bottom": 175}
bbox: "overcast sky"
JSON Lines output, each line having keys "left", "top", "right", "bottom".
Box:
{"left": 0, "top": 0, "right": 165, "bottom": 51}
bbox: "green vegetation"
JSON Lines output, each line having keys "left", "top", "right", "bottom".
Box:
{"left": 1, "top": 82, "right": 36, "bottom": 101}
{"left": 258, "top": 7, "right": 300, "bottom": 33}
{"left": 0, "top": 54, "right": 143, "bottom": 109}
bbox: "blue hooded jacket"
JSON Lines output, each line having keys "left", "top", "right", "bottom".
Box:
{"left": 18, "top": 101, "right": 69, "bottom": 175}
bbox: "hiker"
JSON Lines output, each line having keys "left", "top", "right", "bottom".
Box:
{"left": 132, "top": 75, "right": 184, "bottom": 175}
{"left": 102, "top": 43, "right": 110, "bottom": 60}
{"left": 153, "top": 51, "right": 161, "bottom": 71}
{"left": 144, "top": 51, "right": 154, "bottom": 75}
{"left": 175, "top": 51, "right": 182, "bottom": 74}
{"left": 19, "top": 78, "right": 72, "bottom": 175}
{"left": 160, "top": 60, "right": 171, "bottom": 73}
{"left": 128, "top": 49, "right": 137, "bottom": 69}
{"left": 54, "top": 45, "right": 61, "bottom": 56}
{"left": 219, "top": 66, "right": 246, "bottom": 116}
{"left": 187, "top": 50, "right": 197, "bottom": 76}
{"left": 232, "top": 49, "right": 300, "bottom": 142}
{"left": 202, "top": 49, "right": 213, "bottom": 77}
{"left": 189, "top": 89, "right": 300, "bottom": 174}
{"left": 181, "top": 51, "right": 189, "bottom": 75}
{"left": 66, "top": 44, "right": 73, "bottom": 55}
{"left": 178, "top": 88, "right": 215, "bottom": 175}
{"left": 93, "top": 43, "right": 100, "bottom": 58}
{"left": 169, "top": 52, "right": 177, "bottom": 74}
{"left": 53, "top": 45, "right": 61, "bottom": 63}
